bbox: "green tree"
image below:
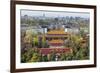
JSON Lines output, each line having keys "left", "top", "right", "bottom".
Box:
{"left": 24, "top": 29, "right": 33, "bottom": 44}
{"left": 33, "top": 35, "right": 38, "bottom": 47}
{"left": 42, "top": 35, "right": 46, "bottom": 48}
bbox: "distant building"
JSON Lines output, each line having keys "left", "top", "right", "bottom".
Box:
{"left": 64, "top": 23, "right": 80, "bottom": 34}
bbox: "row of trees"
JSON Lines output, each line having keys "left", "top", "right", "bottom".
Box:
{"left": 21, "top": 47, "right": 73, "bottom": 63}
{"left": 64, "top": 32, "right": 89, "bottom": 60}
{"left": 22, "top": 29, "right": 49, "bottom": 49}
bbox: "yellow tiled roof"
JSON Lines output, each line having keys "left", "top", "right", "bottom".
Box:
{"left": 49, "top": 39, "right": 64, "bottom": 43}
{"left": 47, "top": 29, "right": 67, "bottom": 35}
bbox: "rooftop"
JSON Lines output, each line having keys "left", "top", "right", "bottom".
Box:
{"left": 49, "top": 39, "right": 64, "bottom": 44}
{"left": 47, "top": 29, "right": 68, "bottom": 35}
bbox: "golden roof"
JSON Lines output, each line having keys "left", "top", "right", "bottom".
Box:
{"left": 46, "top": 35, "right": 68, "bottom": 38}
{"left": 47, "top": 29, "right": 67, "bottom": 35}
{"left": 49, "top": 39, "right": 64, "bottom": 43}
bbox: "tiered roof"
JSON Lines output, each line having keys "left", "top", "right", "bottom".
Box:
{"left": 49, "top": 39, "right": 64, "bottom": 46}
{"left": 49, "top": 39, "right": 64, "bottom": 44}
{"left": 47, "top": 29, "right": 67, "bottom": 35}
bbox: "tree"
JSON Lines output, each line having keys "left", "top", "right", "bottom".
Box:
{"left": 42, "top": 35, "right": 46, "bottom": 48}
{"left": 24, "top": 29, "right": 33, "bottom": 44}
{"left": 21, "top": 48, "right": 34, "bottom": 63}
{"left": 33, "top": 35, "right": 38, "bottom": 47}
{"left": 29, "top": 52, "right": 40, "bottom": 62}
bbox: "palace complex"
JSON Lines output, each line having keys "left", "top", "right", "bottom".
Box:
{"left": 39, "top": 28, "right": 72, "bottom": 55}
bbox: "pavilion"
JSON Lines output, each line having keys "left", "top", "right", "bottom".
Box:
{"left": 39, "top": 29, "right": 72, "bottom": 55}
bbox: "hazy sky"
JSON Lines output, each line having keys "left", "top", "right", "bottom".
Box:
{"left": 21, "top": 10, "right": 90, "bottom": 18}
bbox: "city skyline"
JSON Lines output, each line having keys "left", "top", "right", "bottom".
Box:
{"left": 21, "top": 10, "right": 90, "bottom": 19}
